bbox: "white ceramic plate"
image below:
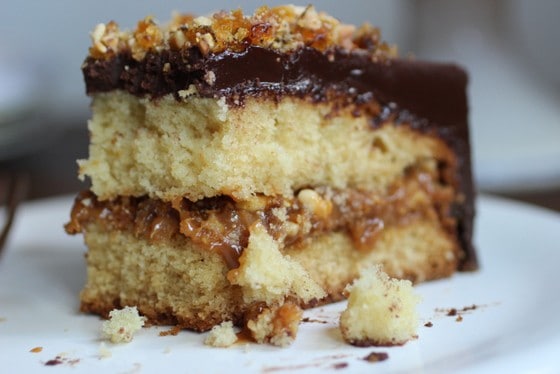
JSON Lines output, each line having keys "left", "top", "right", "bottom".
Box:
{"left": 1, "top": 195, "right": 559, "bottom": 373}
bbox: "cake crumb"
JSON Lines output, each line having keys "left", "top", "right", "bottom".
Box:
{"left": 339, "top": 265, "right": 420, "bottom": 346}
{"left": 204, "top": 321, "right": 238, "bottom": 348}
{"left": 246, "top": 302, "right": 303, "bottom": 347}
{"left": 101, "top": 306, "right": 146, "bottom": 343}
{"left": 228, "top": 222, "right": 325, "bottom": 305}
{"left": 98, "top": 342, "right": 112, "bottom": 359}
{"left": 30, "top": 346, "right": 43, "bottom": 353}
{"left": 159, "top": 325, "right": 182, "bottom": 336}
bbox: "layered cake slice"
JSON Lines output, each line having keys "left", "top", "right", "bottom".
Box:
{"left": 66, "top": 5, "right": 476, "bottom": 339}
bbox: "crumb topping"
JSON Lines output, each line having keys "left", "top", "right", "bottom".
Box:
{"left": 88, "top": 5, "right": 396, "bottom": 60}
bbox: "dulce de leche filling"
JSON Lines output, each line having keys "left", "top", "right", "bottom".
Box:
{"left": 66, "top": 165, "right": 458, "bottom": 269}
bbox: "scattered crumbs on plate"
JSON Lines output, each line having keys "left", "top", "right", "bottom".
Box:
{"left": 159, "top": 325, "right": 182, "bottom": 337}
{"left": 446, "top": 308, "right": 459, "bottom": 316}
{"left": 44, "top": 357, "right": 63, "bottom": 366}
{"left": 98, "top": 342, "right": 112, "bottom": 359}
{"left": 424, "top": 321, "right": 433, "bottom": 327}
{"left": 204, "top": 321, "right": 238, "bottom": 348}
{"left": 0, "top": 317, "right": 6, "bottom": 323}
{"left": 435, "top": 303, "right": 487, "bottom": 321}
{"left": 332, "top": 362, "right": 349, "bottom": 369}
{"left": 102, "top": 306, "right": 146, "bottom": 343}
{"left": 43, "top": 355, "right": 80, "bottom": 367}
{"left": 29, "top": 346, "right": 43, "bottom": 353}
{"left": 162, "top": 346, "right": 172, "bottom": 354}
{"left": 301, "top": 317, "right": 329, "bottom": 324}
{"left": 363, "top": 351, "right": 389, "bottom": 363}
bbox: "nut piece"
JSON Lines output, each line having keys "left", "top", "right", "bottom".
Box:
{"left": 131, "top": 16, "right": 164, "bottom": 60}
{"left": 89, "top": 21, "right": 122, "bottom": 58}
{"left": 297, "top": 189, "right": 332, "bottom": 219}
{"left": 87, "top": 5, "right": 397, "bottom": 60}
{"left": 91, "top": 23, "right": 108, "bottom": 54}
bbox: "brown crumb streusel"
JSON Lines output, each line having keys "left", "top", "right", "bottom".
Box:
{"left": 88, "top": 5, "right": 397, "bottom": 60}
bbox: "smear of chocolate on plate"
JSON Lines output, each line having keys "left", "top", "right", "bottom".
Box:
{"left": 43, "top": 355, "right": 80, "bottom": 367}
{"left": 44, "top": 358, "right": 63, "bottom": 366}
{"left": 332, "top": 362, "right": 349, "bottom": 369}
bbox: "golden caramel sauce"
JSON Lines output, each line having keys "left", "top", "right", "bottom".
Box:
{"left": 66, "top": 166, "right": 456, "bottom": 269}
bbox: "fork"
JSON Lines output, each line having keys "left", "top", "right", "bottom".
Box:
{"left": 0, "top": 173, "right": 28, "bottom": 258}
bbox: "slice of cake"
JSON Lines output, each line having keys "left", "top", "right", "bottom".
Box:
{"left": 66, "top": 5, "right": 476, "bottom": 337}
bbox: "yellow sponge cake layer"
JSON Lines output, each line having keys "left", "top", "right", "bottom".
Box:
{"left": 70, "top": 181, "right": 459, "bottom": 332}
{"left": 80, "top": 92, "right": 454, "bottom": 202}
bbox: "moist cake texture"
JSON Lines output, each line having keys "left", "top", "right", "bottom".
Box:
{"left": 340, "top": 266, "right": 420, "bottom": 347}
{"left": 67, "top": 5, "right": 476, "bottom": 341}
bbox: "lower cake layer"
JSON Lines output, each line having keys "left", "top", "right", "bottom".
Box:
{"left": 79, "top": 218, "right": 458, "bottom": 332}
{"left": 72, "top": 166, "right": 465, "bottom": 331}
{"left": 68, "top": 160, "right": 464, "bottom": 332}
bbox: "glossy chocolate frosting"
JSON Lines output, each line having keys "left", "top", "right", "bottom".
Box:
{"left": 82, "top": 46, "right": 476, "bottom": 270}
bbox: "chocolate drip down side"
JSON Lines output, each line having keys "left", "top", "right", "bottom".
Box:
{"left": 82, "top": 46, "right": 476, "bottom": 270}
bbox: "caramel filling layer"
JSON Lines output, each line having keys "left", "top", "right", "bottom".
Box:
{"left": 66, "top": 166, "right": 458, "bottom": 269}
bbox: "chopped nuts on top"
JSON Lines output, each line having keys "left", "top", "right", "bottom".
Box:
{"left": 87, "top": 4, "right": 397, "bottom": 61}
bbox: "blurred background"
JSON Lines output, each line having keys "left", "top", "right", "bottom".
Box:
{"left": 0, "top": 0, "right": 559, "bottom": 210}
